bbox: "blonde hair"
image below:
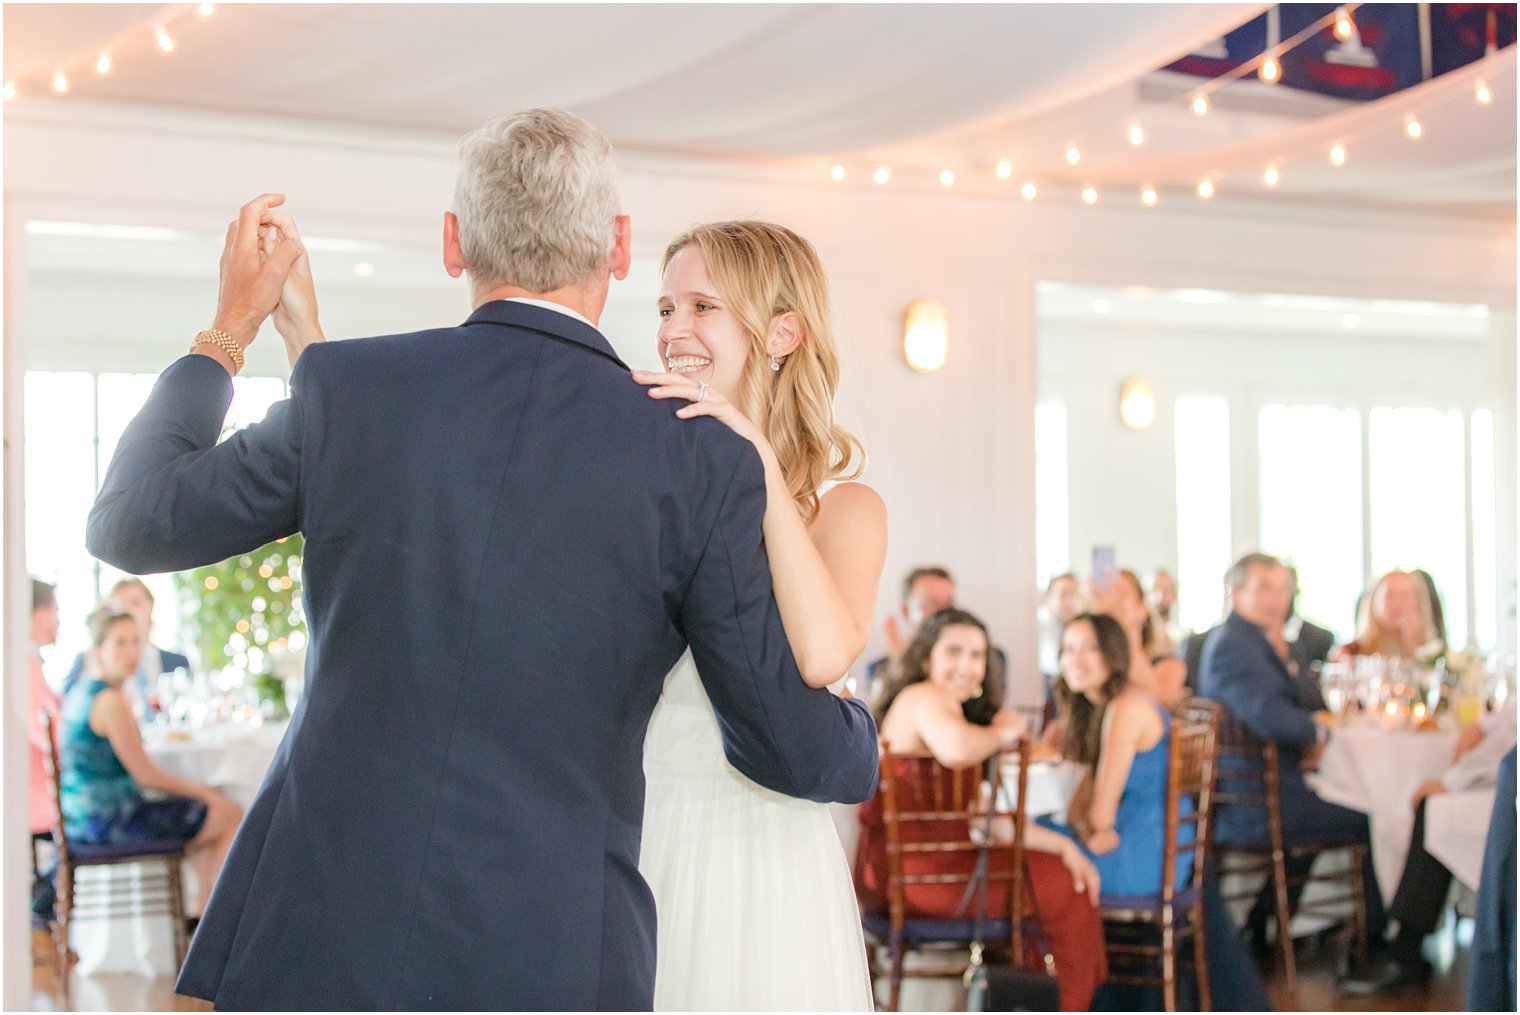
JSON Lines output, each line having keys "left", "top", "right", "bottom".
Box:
{"left": 662, "top": 221, "right": 863, "bottom": 520}
{"left": 1354, "top": 570, "right": 1438, "bottom": 655}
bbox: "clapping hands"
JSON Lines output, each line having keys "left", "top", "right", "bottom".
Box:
{"left": 212, "top": 194, "right": 324, "bottom": 371}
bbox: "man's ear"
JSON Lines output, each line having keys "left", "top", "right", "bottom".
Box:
{"left": 768, "top": 311, "right": 803, "bottom": 360}
{"left": 443, "top": 211, "right": 467, "bottom": 279}
{"left": 610, "top": 214, "right": 632, "bottom": 281}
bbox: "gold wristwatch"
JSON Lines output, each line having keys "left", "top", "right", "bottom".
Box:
{"left": 190, "top": 329, "right": 245, "bottom": 375}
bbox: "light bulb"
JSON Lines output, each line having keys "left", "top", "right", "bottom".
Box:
{"left": 829, "top": 164, "right": 845, "bottom": 181}
{"left": 1020, "top": 182, "right": 1037, "bottom": 201}
{"left": 873, "top": 166, "right": 890, "bottom": 185}
{"left": 1081, "top": 186, "right": 1098, "bottom": 205}
{"left": 1191, "top": 93, "right": 1210, "bottom": 116}
{"left": 1405, "top": 117, "right": 1423, "bottom": 139}
{"left": 995, "top": 160, "right": 1012, "bottom": 180}
{"left": 939, "top": 169, "right": 955, "bottom": 187}
{"left": 1127, "top": 123, "right": 1146, "bottom": 146}
{"left": 1141, "top": 186, "right": 1158, "bottom": 207}
{"left": 95, "top": 53, "right": 113, "bottom": 75}
{"left": 352, "top": 262, "right": 376, "bottom": 278}
{"left": 1064, "top": 145, "right": 1081, "bottom": 166}
{"left": 155, "top": 27, "right": 175, "bottom": 53}
{"left": 4, "top": 81, "right": 15, "bottom": 102}
{"left": 1334, "top": 8, "right": 1355, "bottom": 40}
{"left": 51, "top": 68, "right": 69, "bottom": 94}
{"left": 1329, "top": 143, "right": 1347, "bottom": 166}
{"left": 1263, "top": 166, "right": 1281, "bottom": 187}
{"left": 1260, "top": 56, "right": 1282, "bottom": 83}
{"left": 197, "top": 2, "right": 216, "bottom": 16}
{"left": 1476, "top": 80, "right": 1493, "bottom": 105}
{"left": 1197, "top": 179, "right": 1215, "bottom": 200}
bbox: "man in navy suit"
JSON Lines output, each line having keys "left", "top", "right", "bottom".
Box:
{"left": 1198, "top": 553, "right": 1386, "bottom": 957}
{"left": 86, "top": 109, "right": 880, "bottom": 1010}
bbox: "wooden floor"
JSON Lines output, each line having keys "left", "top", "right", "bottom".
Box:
{"left": 29, "top": 924, "right": 1475, "bottom": 1011}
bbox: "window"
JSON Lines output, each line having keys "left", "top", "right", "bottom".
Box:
{"left": 1259, "top": 405, "right": 1364, "bottom": 639}
{"left": 25, "top": 370, "right": 290, "bottom": 683}
{"left": 1174, "top": 396, "right": 1232, "bottom": 634}
{"left": 1368, "top": 407, "right": 1469, "bottom": 649}
{"left": 1471, "top": 409, "right": 1496, "bottom": 652}
{"left": 1034, "top": 399, "right": 1070, "bottom": 588}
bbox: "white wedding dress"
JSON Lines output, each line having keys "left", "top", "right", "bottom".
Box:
{"left": 640, "top": 650, "right": 875, "bottom": 1011}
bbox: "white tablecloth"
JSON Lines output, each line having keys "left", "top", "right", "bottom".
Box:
{"left": 1306, "top": 718, "right": 1458, "bottom": 904}
{"left": 1424, "top": 786, "right": 1496, "bottom": 892}
{"left": 71, "top": 721, "right": 287, "bottom": 978}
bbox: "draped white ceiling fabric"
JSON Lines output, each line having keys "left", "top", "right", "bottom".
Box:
{"left": 4, "top": 3, "right": 1514, "bottom": 217}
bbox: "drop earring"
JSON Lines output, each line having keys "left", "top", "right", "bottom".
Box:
{"left": 769, "top": 354, "right": 781, "bottom": 372}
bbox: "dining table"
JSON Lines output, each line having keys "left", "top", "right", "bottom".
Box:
{"left": 70, "top": 718, "right": 288, "bottom": 978}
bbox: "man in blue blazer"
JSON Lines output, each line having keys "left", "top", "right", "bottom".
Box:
{"left": 86, "top": 109, "right": 880, "bottom": 1010}
{"left": 1198, "top": 553, "right": 1386, "bottom": 955}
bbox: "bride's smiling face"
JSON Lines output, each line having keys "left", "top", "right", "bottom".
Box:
{"left": 657, "top": 245, "right": 752, "bottom": 402}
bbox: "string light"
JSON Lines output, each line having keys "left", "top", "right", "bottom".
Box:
{"left": 1476, "top": 80, "right": 1493, "bottom": 105}
{"left": 1263, "top": 165, "right": 1281, "bottom": 187}
{"left": 3, "top": 81, "right": 15, "bottom": 102}
{"left": 1329, "top": 142, "right": 1347, "bottom": 166}
{"left": 155, "top": 26, "right": 175, "bottom": 53}
{"left": 1081, "top": 186, "right": 1098, "bottom": 205}
{"left": 197, "top": 3, "right": 216, "bottom": 16}
{"left": 829, "top": 164, "right": 845, "bottom": 181}
{"left": 1259, "top": 55, "right": 1282, "bottom": 84}
{"left": 1196, "top": 179, "right": 1215, "bottom": 200}
{"left": 95, "top": 53, "right": 112, "bottom": 75}
{"left": 51, "top": 68, "right": 69, "bottom": 94}
{"left": 995, "top": 160, "right": 1013, "bottom": 180}
{"left": 1127, "top": 124, "right": 1146, "bottom": 146}
{"left": 1191, "top": 93, "right": 1210, "bottom": 116}
{"left": 1333, "top": 7, "right": 1355, "bottom": 41}
{"left": 1404, "top": 116, "right": 1423, "bottom": 139}
{"left": 1020, "top": 182, "right": 1037, "bottom": 201}
{"left": 873, "top": 166, "right": 890, "bottom": 184}
{"left": 1140, "top": 185, "right": 1158, "bottom": 207}
{"left": 1064, "top": 145, "right": 1081, "bottom": 165}
{"left": 939, "top": 169, "right": 955, "bottom": 187}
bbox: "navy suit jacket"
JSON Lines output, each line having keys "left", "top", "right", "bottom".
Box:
{"left": 86, "top": 301, "right": 880, "bottom": 1010}
{"left": 1196, "top": 611, "right": 1320, "bottom": 846}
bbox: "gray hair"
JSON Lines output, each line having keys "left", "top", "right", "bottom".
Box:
{"left": 1224, "top": 552, "right": 1283, "bottom": 590}
{"left": 452, "top": 108, "right": 622, "bottom": 294}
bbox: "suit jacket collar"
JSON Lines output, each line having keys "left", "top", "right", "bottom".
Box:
{"left": 464, "top": 299, "right": 626, "bottom": 368}
{"left": 1225, "top": 610, "right": 1293, "bottom": 683}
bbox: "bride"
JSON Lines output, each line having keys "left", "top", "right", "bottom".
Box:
{"left": 267, "top": 216, "right": 886, "bottom": 1010}
{"left": 633, "top": 220, "right": 887, "bottom": 1010}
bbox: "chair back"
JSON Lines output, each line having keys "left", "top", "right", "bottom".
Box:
{"left": 878, "top": 739, "right": 1032, "bottom": 957}
{"left": 1206, "top": 700, "right": 1287, "bottom": 854}
{"left": 1163, "top": 699, "right": 1218, "bottom": 904}
{"left": 38, "top": 708, "right": 72, "bottom": 866}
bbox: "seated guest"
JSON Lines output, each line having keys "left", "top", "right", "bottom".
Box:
{"left": 1199, "top": 553, "right": 1387, "bottom": 960}
{"left": 859, "top": 608, "right": 1106, "bottom": 1012}
{"left": 1146, "top": 568, "right": 1182, "bottom": 658}
{"left": 1085, "top": 569, "right": 1186, "bottom": 709}
{"left": 1281, "top": 566, "right": 1335, "bottom": 711}
{"left": 29, "top": 580, "right": 61, "bottom": 928}
{"left": 1038, "top": 572, "right": 1081, "bottom": 684}
{"left": 1343, "top": 700, "right": 1518, "bottom": 993}
{"left": 1049, "top": 614, "right": 1272, "bottom": 1011}
{"left": 865, "top": 566, "right": 1006, "bottom": 701}
{"left": 63, "top": 577, "right": 191, "bottom": 716}
{"left": 1336, "top": 570, "right": 1440, "bottom": 660}
{"left": 1410, "top": 568, "right": 1448, "bottom": 648}
{"left": 61, "top": 609, "right": 243, "bottom": 910}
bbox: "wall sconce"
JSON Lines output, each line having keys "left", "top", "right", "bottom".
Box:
{"left": 903, "top": 298, "right": 949, "bottom": 373}
{"left": 1119, "top": 376, "right": 1156, "bottom": 430}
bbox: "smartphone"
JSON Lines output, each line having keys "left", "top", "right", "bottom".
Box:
{"left": 1091, "top": 545, "right": 1117, "bottom": 588}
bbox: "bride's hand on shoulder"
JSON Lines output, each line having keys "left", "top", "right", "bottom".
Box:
{"left": 632, "top": 371, "right": 772, "bottom": 456}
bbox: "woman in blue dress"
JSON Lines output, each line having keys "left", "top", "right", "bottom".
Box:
{"left": 61, "top": 609, "right": 243, "bottom": 911}
{"left": 1049, "top": 612, "right": 1272, "bottom": 1011}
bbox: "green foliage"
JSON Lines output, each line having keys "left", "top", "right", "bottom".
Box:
{"left": 172, "top": 534, "right": 306, "bottom": 674}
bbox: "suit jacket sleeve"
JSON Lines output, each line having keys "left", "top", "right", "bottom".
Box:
{"left": 86, "top": 354, "right": 304, "bottom": 574}
{"left": 680, "top": 447, "right": 880, "bottom": 805}
{"left": 1206, "top": 633, "right": 1318, "bottom": 750}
